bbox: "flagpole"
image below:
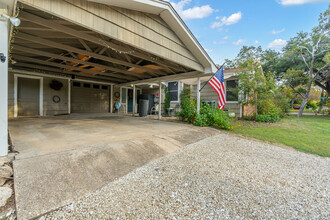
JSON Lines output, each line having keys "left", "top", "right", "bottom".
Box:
{"left": 199, "top": 62, "right": 226, "bottom": 92}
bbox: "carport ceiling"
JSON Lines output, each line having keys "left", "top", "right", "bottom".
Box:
{"left": 10, "top": 3, "right": 195, "bottom": 84}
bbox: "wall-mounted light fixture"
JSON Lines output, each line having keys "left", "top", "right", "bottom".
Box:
{"left": 0, "top": 13, "right": 21, "bottom": 27}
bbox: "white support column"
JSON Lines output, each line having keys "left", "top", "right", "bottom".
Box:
{"left": 68, "top": 79, "right": 71, "bottom": 114}
{"left": 197, "top": 76, "right": 201, "bottom": 114}
{"left": 0, "top": 19, "right": 8, "bottom": 156}
{"left": 158, "top": 81, "right": 162, "bottom": 120}
{"left": 39, "top": 77, "right": 44, "bottom": 116}
{"left": 110, "top": 84, "right": 113, "bottom": 113}
{"left": 132, "top": 85, "right": 136, "bottom": 116}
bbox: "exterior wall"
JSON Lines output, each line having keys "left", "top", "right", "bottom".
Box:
{"left": 19, "top": 0, "right": 203, "bottom": 71}
{"left": 43, "top": 77, "right": 69, "bottom": 116}
{"left": 191, "top": 82, "right": 242, "bottom": 117}
{"left": 8, "top": 72, "right": 69, "bottom": 118}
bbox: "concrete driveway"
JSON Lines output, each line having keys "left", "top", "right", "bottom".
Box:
{"left": 9, "top": 114, "right": 219, "bottom": 219}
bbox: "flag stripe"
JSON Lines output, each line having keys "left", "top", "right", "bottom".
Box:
{"left": 207, "top": 66, "right": 226, "bottom": 109}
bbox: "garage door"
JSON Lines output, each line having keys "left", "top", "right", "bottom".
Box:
{"left": 71, "top": 82, "right": 110, "bottom": 113}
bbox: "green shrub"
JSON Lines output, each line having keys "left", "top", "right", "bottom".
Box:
{"left": 178, "top": 88, "right": 196, "bottom": 123}
{"left": 306, "top": 100, "right": 318, "bottom": 110}
{"left": 164, "top": 87, "right": 171, "bottom": 115}
{"left": 212, "top": 109, "right": 234, "bottom": 130}
{"left": 256, "top": 108, "right": 280, "bottom": 123}
{"left": 193, "top": 114, "right": 209, "bottom": 127}
{"left": 193, "top": 104, "right": 233, "bottom": 130}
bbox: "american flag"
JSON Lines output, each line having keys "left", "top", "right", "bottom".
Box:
{"left": 208, "top": 66, "right": 226, "bottom": 110}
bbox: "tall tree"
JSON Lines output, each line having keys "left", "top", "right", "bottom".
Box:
{"left": 283, "top": 5, "right": 329, "bottom": 117}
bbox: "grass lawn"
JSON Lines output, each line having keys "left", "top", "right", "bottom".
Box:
{"left": 232, "top": 115, "right": 330, "bottom": 157}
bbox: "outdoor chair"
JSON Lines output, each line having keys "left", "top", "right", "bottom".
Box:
{"left": 151, "top": 104, "right": 159, "bottom": 115}
{"left": 114, "top": 102, "right": 126, "bottom": 114}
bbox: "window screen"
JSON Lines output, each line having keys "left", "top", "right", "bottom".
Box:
{"left": 168, "top": 81, "right": 179, "bottom": 102}
{"left": 102, "top": 85, "right": 108, "bottom": 90}
{"left": 93, "top": 84, "right": 100, "bottom": 89}
{"left": 121, "top": 88, "right": 126, "bottom": 103}
{"left": 226, "top": 80, "right": 238, "bottom": 101}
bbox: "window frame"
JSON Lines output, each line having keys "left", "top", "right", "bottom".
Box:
{"left": 168, "top": 81, "right": 180, "bottom": 103}
{"left": 225, "top": 79, "right": 239, "bottom": 103}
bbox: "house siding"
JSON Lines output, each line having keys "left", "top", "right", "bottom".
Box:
{"left": 191, "top": 82, "right": 241, "bottom": 117}
{"left": 7, "top": 72, "right": 69, "bottom": 118}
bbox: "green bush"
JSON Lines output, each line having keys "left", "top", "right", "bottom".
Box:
{"left": 306, "top": 100, "right": 318, "bottom": 110}
{"left": 212, "top": 109, "right": 234, "bottom": 130}
{"left": 164, "top": 87, "right": 171, "bottom": 115}
{"left": 178, "top": 88, "right": 196, "bottom": 123}
{"left": 193, "top": 104, "right": 233, "bottom": 130}
{"left": 256, "top": 108, "right": 280, "bottom": 123}
{"left": 193, "top": 114, "right": 209, "bottom": 127}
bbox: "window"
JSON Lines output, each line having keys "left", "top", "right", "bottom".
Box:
{"left": 121, "top": 88, "right": 126, "bottom": 103}
{"left": 102, "top": 85, "right": 108, "bottom": 90}
{"left": 83, "top": 83, "right": 91, "bottom": 88}
{"left": 226, "top": 80, "right": 238, "bottom": 102}
{"left": 93, "top": 84, "right": 100, "bottom": 89}
{"left": 73, "top": 82, "right": 81, "bottom": 87}
{"left": 168, "top": 81, "right": 179, "bottom": 102}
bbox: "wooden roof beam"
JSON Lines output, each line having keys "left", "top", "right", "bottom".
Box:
{"left": 13, "top": 55, "right": 128, "bottom": 82}
{"left": 19, "top": 11, "right": 170, "bottom": 76}
{"left": 16, "top": 32, "right": 148, "bottom": 79}
{"left": 13, "top": 45, "right": 139, "bottom": 81}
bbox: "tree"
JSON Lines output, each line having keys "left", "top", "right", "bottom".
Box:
{"left": 283, "top": 5, "right": 329, "bottom": 117}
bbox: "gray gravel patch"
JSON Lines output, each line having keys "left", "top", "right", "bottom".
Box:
{"left": 42, "top": 133, "right": 330, "bottom": 219}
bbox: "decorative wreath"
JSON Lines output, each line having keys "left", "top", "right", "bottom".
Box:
{"left": 128, "top": 91, "right": 133, "bottom": 99}
{"left": 50, "top": 80, "right": 63, "bottom": 91}
{"left": 53, "top": 95, "right": 61, "bottom": 103}
{"left": 114, "top": 91, "right": 120, "bottom": 98}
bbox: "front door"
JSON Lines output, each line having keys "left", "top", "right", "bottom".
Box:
{"left": 127, "top": 89, "right": 133, "bottom": 113}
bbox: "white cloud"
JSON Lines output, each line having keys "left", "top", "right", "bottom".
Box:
{"left": 169, "top": 0, "right": 215, "bottom": 20}
{"left": 205, "top": 49, "right": 214, "bottom": 53}
{"left": 268, "top": 39, "right": 287, "bottom": 48}
{"left": 223, "top": 36, "right": 230, "bottom": 40}
{"left": 255, "top": 40, "right": 260, "bottom": 44}
{"left": 211, "top": 11, "right": 242, "bottom": 28}
{"left": 233, "top": 39, "right": 245, "bottom": 46}
{"left": 271, "top": 28, "right": 285, "bottom": 34}
{"left": 213, "top": 41, "right": 228, "bottom": 45}
{"left": 277, "top": 0, "right": 328, "bottom": 5}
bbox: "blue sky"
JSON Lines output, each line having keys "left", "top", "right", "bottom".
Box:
{"left": 167, "top": 0, "right": 329, "bottom": 65}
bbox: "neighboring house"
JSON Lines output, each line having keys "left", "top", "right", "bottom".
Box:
{"left": 1, "top": 0, "right": 218, "bottom": 156}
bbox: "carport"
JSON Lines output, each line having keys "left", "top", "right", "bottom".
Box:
{"left": 0, "top": 0, "right": 217, "bottom": 157}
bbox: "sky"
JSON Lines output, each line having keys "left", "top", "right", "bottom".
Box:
{"left": 166, "top": 0, "right": 329, "bottom": 65}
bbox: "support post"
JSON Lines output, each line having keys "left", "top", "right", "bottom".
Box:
{"left": 0, "top": 19, "right": 8, "bottom": 156}
{"left": 197, "top": 76, "right": 201, "bottom": 114}
{"left": 110, "top": 84, "right": 113, "bottom": 113}
{"left": 158, "top": 81, "right": 162, "bottom": 120}
{"left": 132, "top": 85, "right": 136, "bottom": 116}
{"left": 68, "top": 79, "right": 71, "bottom": 114}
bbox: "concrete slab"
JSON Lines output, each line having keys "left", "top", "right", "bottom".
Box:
{"left": 9, "top": 114, "right": 219, "bottom": 219}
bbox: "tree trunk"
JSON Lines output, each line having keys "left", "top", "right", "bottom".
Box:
{"left": 298, "top": 80, "right": 313, "bottom": 117}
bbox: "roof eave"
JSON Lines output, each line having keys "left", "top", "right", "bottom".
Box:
{"left": 87, "top": 0, "right": 217, "bottom": 74}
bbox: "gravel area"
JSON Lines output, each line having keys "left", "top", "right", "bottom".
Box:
{"left": 42, "top": 133, "right": 329, "bottom": 219}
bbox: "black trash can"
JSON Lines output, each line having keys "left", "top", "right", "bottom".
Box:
{"left": 139, "top": 99, "right": 149, "bottom": 117}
